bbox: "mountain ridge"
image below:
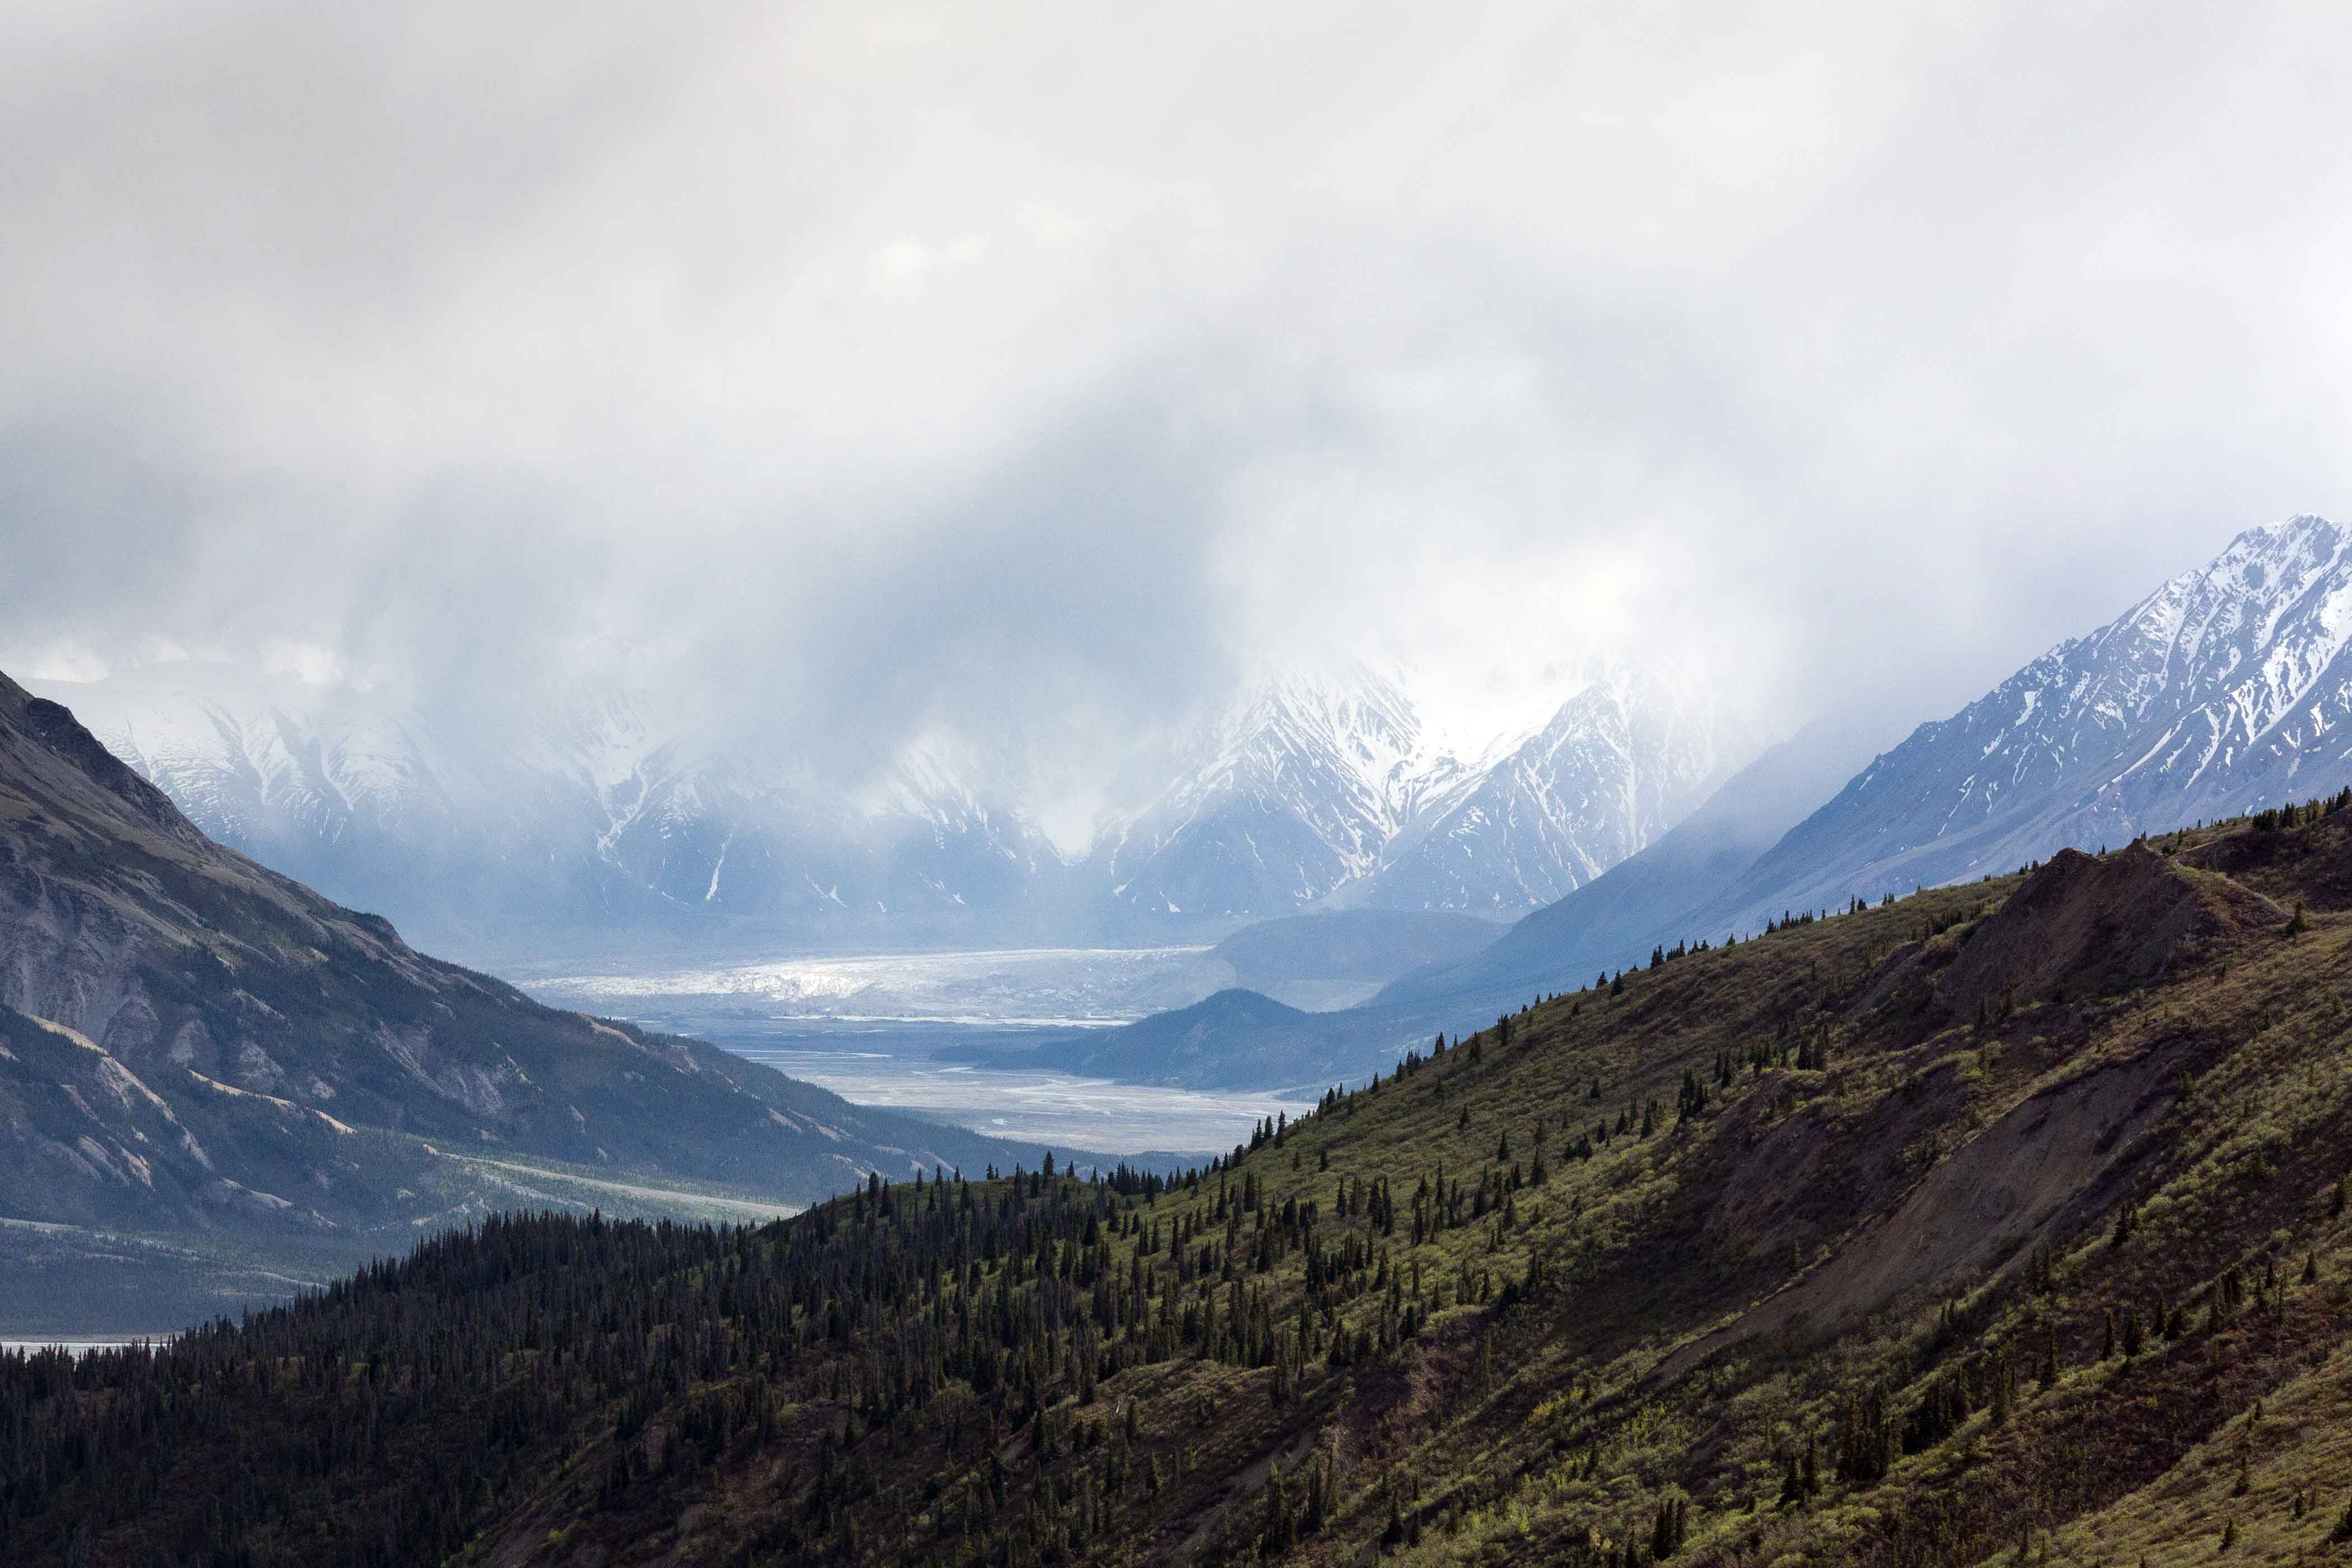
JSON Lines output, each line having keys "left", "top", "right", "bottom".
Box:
{"left": 0, "top": 667, "right": 1075, "bottom": 1310}
{"left": 1063, "top": 514, "right": 2352, "bottom": 1093}
{"left": 36, "top": 655, "right": 1745, "bottom": 962}
{"left": 1672, "top": 513, "right": 2352, "bottom": 941}
{"left": 1350, "top": 666, "right": 1741, "bottom": 914}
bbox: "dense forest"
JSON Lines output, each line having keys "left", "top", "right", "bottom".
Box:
{"left": 10, "top": 803, "right": 2352, "bottom": 1566}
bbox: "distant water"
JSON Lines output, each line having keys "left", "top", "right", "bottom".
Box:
{"left": 731, "top": 1044, "right": 1309, "bottom": 1156}
{"left": 2, "top": 1337, "right": 174, "bottom": 1357}
{"left": 622, "top": 1014, "right": 1314, "bottom": 1158}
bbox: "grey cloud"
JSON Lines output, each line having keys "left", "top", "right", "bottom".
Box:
{"left": 5, "top": 0, "right": 2351, "bottom": 800}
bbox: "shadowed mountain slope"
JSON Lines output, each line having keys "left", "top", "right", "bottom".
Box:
{"left": 0, "top": 670, "right": 1060, "bottom": 1254}
{"left": 1205, "top": 909, "right": 1501, "bottom": 1010}
{"left": 1927, "top": 841, "right": 2282, "bottom": 1016}
{"left": 1210, "top": 910, "right": 1501, "bottom": 989}
{"left": 960, "top": 988, "right": 1346, "bottom": 1090}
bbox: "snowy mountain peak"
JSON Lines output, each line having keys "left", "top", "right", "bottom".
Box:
{"left": 1096, "top": 654, "right": 1746, "bottom": 920}
{"left": 1697, "top": 514, "right": 2352, "bottom": 933}
{"left": 1350, "top": 663, "right": 1749, "bottom": 914}
{"left": 2081, "top": 513, "right": 2352, "bottom": 738}
{"left": 1096, "top": 657, "right": 1426, "bottom": 915}
{"left": 1219, "top": 655, "right": 1426, "bottom": 822}
{"left": 34, "top": 647, "right": 1749, "bottom": 947}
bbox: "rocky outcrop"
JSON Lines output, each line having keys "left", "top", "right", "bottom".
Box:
{"left": 1934, "top": 843, "right": 2281, "bottom": 1018}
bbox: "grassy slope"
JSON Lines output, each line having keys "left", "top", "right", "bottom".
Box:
{"left": 13, "top": 809, "right": 2352, "bottom": 1567}
{"left": 583, "top": 813, "right": 2352, "bottom": 1565}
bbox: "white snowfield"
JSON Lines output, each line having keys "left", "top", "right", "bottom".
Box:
{"left": 534, "top": 945, "right": 1221, "bottom": 1027}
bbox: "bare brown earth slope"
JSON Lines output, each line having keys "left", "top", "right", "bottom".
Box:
{"left": 10, "top": 798, "right": 2352, "bottom": 1566}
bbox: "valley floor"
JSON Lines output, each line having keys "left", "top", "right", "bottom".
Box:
{"left": 527, "top": 943, "right": 1334, "bottom": 1157}
{"left": 683, "top": 1018, "right": 1317, "bottom": 1156}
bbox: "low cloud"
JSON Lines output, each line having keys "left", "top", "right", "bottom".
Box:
{"left": 6, "top": 1, "right": 2350, "bottom": 805}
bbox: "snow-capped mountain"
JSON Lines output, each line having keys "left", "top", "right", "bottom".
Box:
{"left": 49, "top": 664, "right": 524, "bottom": 927}
{"left": 1350, "top": 667, "right": 1742, "bottom": 913}
{"left": 32, "top": 650, "right": 1746, "bottom": 955}
{"left": 1688, "top": 514, "right": 2352, "bottom": 934}
{"left": 1088, "top": 657, "right": 1748, "bottom": 922}
{"left": 1090, "top": 658, "right": 1441, "bottom": 919}
{"left": 32, "top": 664, "right": 1075, "bottom": 957}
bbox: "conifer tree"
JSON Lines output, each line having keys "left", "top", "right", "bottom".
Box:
{"left": 1261, "top": 1464, "right": 1294, "bottom": 1555}
{"left": 1651, "top": 1495, "right": 1689, "bottom": 1556}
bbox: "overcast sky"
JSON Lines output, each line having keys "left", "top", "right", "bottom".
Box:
{"left": 6, "top": 1, "right": 2350, "bottom": 793}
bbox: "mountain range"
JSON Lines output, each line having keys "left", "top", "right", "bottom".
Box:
{"left": 13, "top": 514, "right": 2352, "bottom": 1565}
{"left": 31, "top": 657, "right": 1749, "bottom": 964}
{"left": 29, "top": 514, "right": 2352, "bottom": 1100}
{"left": 1058, "top": 514, "right": 2352, "bottom": 1088}
{"left": 0, "top": 668, "right": 1068, "bottom": 1328}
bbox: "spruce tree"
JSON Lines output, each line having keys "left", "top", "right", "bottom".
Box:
{"left": 1261, "top": 1465, "right": 1294, "bottom": 1554}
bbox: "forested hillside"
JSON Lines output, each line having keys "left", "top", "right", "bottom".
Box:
{"left": 11, "top": 802, "right": 2352, "bottom": 1566}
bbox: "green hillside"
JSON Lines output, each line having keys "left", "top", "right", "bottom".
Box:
{"left": 10, "top": 803, "right": 2352, "bottom": 1566}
